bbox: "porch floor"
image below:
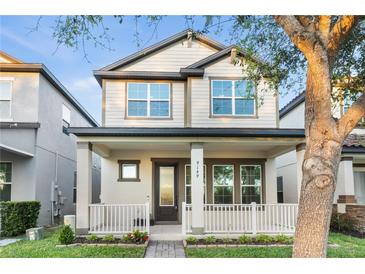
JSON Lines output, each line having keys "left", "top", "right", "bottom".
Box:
{"left": 150, "top": 225, "right": 183, "bottom": 241}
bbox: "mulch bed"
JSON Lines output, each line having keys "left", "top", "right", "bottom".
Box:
{"left": 184, "top": 239, "right": 293, "bottom": 248}
{"left": 74, "top": 237, "right": 147, "bottom": 245}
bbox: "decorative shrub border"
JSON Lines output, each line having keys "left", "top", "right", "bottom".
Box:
{"left": 0, "top": 201, "right": 41, "bottom": 237}
{"left": 55, "top": 240, "right": 149, "bottom": 248}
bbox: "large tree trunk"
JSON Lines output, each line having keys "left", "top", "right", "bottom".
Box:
{"left": 292, "top": 61, "right": 344, "bottom": 258}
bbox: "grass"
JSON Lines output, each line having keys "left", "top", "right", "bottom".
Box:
{"left": 0, "top": 228, "right": 145, "bottom": 258}
{"left": 186, "top": 233, "right": 365, "bottom": 258}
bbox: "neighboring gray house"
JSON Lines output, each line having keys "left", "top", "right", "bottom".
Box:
{"left": 0, "top": 51, "right": 100, "bottom": 226}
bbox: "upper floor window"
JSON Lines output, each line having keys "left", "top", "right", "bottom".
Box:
{"left": 211, "top": 80, "right": 256, "bottom": 117}
{"left": 127, "top": 83, "right": 171, "bottom": 118}
{"left": 0, "top": 79, "right": 13, "bottom": 120}
{"left": 62, "top": 104, "right": 71, "bottom": 135}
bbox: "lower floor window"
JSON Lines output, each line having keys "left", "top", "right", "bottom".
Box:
{"left": 213, "top": 165, "right": 234, "bottom": 204}
{"left": 277, "top": 176, "right": 284, "bottom": 203}
{"left": 0, "top": 162, "right": 12, "bottom": 201}
{"left": 241, "top": 165, "right": 262, "bottom": 204}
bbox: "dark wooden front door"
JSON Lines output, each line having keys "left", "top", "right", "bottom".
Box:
{"left": 155, "top": 164, "right": 178, "bottom": 222}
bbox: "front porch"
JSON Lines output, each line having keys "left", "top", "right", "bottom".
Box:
{"left": 70, "top": 127, "right": 305, "bottom": 236}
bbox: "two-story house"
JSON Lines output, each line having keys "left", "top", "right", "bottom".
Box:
{"left": 69, "top": 29, "right": 306, "bottom": 238}
{"left": 0, "top": 51, "right": 101, "bottom": 226}
{"left": 277, "top": 91, "right": 365, "bottom": 231}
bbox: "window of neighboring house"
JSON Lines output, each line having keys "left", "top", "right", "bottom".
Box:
{"left": 0, "top": 162, "right": 12, "bottom": 201}
{"left": 0, "top": 80, "right": 13, "bottom": 120}
{"left": 62, "top": 104, "right": 71, "bottom": 135}
{"left": 240, "top": 165, "right": 262, "bottom": 204}
{"left": 213, "top": 165, "right": 234, "bottom": 204}
{"left": 185, "top": 164, "right": 207, "bottom": 204}
{"left": 277, "top": 176, "right": 284, "bottom": 203}
{"left": 118, "top": 160, "right": 141, "bottom": 182}
{"left": 127, "top": 83, "right": 171, "bottom": 118}
{"left": 211, "top": 80, "right": 256, "bottom": 116}
{"left": 73, "top": 171, "right": 77, "bottom": 204}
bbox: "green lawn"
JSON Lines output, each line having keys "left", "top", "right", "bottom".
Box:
{"left": 186, "top": 233, "right": 365, "bottom": 258}
{"left": 0, "top": 228, "right": 145, "bottom": 258}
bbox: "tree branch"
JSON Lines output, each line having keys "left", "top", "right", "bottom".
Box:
{"left": 274, "top": 16, "right": 317, "bottom": 60}
{"left": 328, "top": 16, "right": 359, "bottom": 66}
{"left": 318, "top": 16, "right": 331, "bottom": 44}
{"left": 337, "top": 92, "right": 365, "bottom": 137}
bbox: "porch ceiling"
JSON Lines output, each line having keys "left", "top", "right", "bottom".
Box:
{"left": 86, "top": 137, "right": 303, "bottom": 158}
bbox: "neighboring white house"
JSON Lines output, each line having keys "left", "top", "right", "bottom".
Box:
{"left": 0, "top": 51, "right": 101, "bottom": 226}
{"left": 70, "top": 29, "right": 305, "bottom": 237}
{"left": 277, "top": 91, "right": 365, "bottom": 229}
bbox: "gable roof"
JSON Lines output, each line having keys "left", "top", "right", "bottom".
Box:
{"left": 99, "top": 29, "right": 226, "bottom": 71}
{"left": 0, "top": 51, "right": 23, "bottom": 63}
{"left": 186, "top": 45, "right": 235, "bottom": 69}
{"left": 279, "top": 91, "right": 305, "bottom": 119}
{"left": 0, "top": 61, "right": 99, "bottom": 127}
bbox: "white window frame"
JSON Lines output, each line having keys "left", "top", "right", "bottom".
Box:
{"left": 0, "top": 161, "right": 13, "bottom": 201}
{"left": 240, "top": 165, "right": 262, "bottom": 204}
{"left": 212, "top": 164, "right": 235, "bottom": 204}
{"left": 127, "top": 82, "right": 171, "bottom": 118}
{"left": 211, "top": 79, "right": 256, "bottom": 117}
{"left": 0, "top": 78, "right": 14, "bottom": 121}
{"left": 184, "top": 164, "right": 207, "bottom": 204}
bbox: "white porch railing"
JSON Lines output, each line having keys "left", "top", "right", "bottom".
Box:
{"left": 182, "top": 202, "right": 298, "bottom": 235}
{"left": 89, "top": 203, "right": 150, "bottom": 234}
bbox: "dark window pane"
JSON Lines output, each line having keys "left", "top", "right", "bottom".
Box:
{"left": 277, "top": 192, "right": 284, "bottom": 203}
{"left": 150, "top": 101, "right": 169, "bottom": 117}
{"left": 213, "top": 98, "right": 232, "bottom": 115}
{"left": 0, "top": 184, "right": 11, "bottom": 201}
{"left": 185, "top": 166, "right": 191, "bottom": 185}
{"left": 186, "top": 186, "right": 191, "bottom": 204}
{"left": 0, "top": 163, "right": 12, "bottom": 183}
{"left": 235, "top": 99, "right": 255, "bottom": 115}
{"left": 73, "top": 188, "right": 77, "bottom": 204}
{"left": 214, "top": 186, "right": 233, "bottom": 204}
{"left": 128, "top": 101, "right": 147, "bottom": 116}
{"left": 277, "top": 176, "right": 283, "bottom": 191}
{"left": 241, "top": 186, "right": 261, "bottom": 204}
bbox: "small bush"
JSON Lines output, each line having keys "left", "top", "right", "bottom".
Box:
{"left": 238, "top": 235, "right": 252, "bottom": 244}
{"left": 330, "top": 212, "right": 357, "bottom": 232}
{"left": 58, "top": 225, "right": 75, "bottom": 245}
{"left": 205, "top": 236, "right": 217, "bottom": 244}
{"left": 86, "top": 234, "right": 99, "bottom": 241}
{"left": 275, "top": 234, "right": 293, "bottom": 244}
{"left": 125, "top": 230, "right": 148, "bottom": 244}
{"left": 255, "top": 234, "right": 274, "bottom": 244}
{"left": 186, "top": 236, "right": 198, "bottom": 245}
{"left": 103, "top": 234, "right": 114, "bottom": 242}
{"left": 0, "top": 201, "right": 40, "bottom": 237}
{"left": 222, "top": 237, "right": 233, "bottom": 244}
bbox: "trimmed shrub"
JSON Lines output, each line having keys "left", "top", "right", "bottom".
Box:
{"left": 0, "top": 201, "right": 40, "bottom": 237}
{"left": 58, "top": 225, "right": 75, "bottom": 245}
{"left": 125, "top": 230, "right": 148, "bottom": 244}
{"left": 205, "top": 236, "right": 217, "bottom": 244}
{"left": 255, "top": 234, "right": 274, "bottom": 244}
{"left": 222, "top": 237, "right": 233, "bottom": 244}
{"left": 185, "top": 236, "right": 198, "bottom": 245}
{"left": 86, "top": 234, "right": 99, "bottom": 241}
{"left": 103, "top": 234, "right": 114, "bottom": 242}
{"left": 238, "top": 234, "right": 252, "bottom": 244}
{"left": 275, "top": 234, "right": 293, "bottom": 244}
{"left": 330, "top": 212, "right": 358, "bottom": 232}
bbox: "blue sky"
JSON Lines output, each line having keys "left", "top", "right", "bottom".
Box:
{"left": 0, "top": 16, "right": 296, "bottom": 124}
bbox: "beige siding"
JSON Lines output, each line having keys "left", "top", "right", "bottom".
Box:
{"left": 118, "top": 39, "right": 217, "bottom": 72}
{"left": 190, "top": 57, "right": 278, "bottom": 128}
{"left": 104, "top": 80, "right": 185, "bottom": 127}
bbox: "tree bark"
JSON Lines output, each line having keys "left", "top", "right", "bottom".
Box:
{"left": 293, "top": 58, "right": 343, "bottom": 258}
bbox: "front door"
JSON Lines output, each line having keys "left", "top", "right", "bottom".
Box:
{"left": 155, "top": 164, "right": 178, "bottom": 222}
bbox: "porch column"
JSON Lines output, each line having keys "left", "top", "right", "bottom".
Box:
{"left": 265, "top": 158, "right": 277, "bottom": 203}
{"left": 336, "top": 157, "right": 356, "bottom": 213}
{"left": 190, "top": 143, "right": 204, "bottom": 234}
{"left": 296, "top": 143, "right": 306, "bottom": 202}
{"left": 76, "top": 142, "right": 92, "bottom": 234}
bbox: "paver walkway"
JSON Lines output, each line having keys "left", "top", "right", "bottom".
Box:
{"left": 144, "top": 240, "right": 185, "bottom": 258}
{"left": 0, "top": 238, "right": 21, "bottom": 247}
